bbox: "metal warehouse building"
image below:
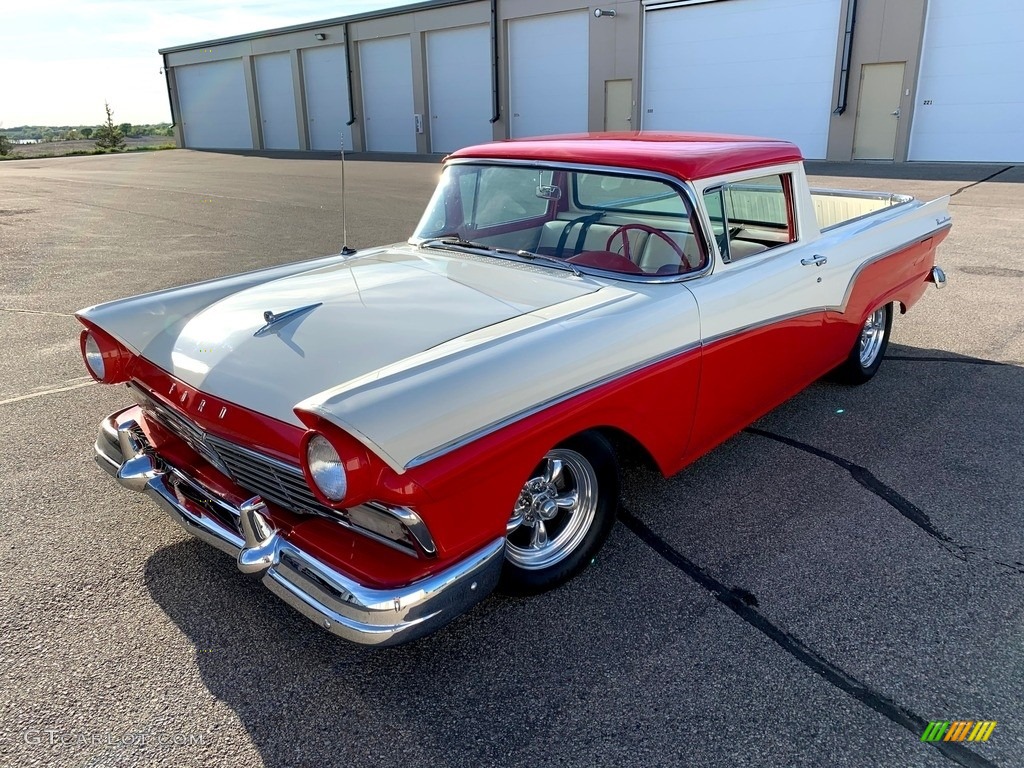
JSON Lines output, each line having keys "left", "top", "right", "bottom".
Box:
{"left": 159, "top": 0, "right": 1023, "bottom": 162}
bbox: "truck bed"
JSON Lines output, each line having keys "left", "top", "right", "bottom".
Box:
{"left": 811, "top": 188, "right": 913, "bottom": 231}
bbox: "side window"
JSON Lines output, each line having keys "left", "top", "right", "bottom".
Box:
{"left": 702, "top": 187, "right": 728, "bottom": 259}
{"left": 471, "top": 167, "right": 549, "bottom": 229}
{"left": 713, "top": 173, "right": 796, "bottom": 263}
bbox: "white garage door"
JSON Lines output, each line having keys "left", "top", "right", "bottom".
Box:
{"left": 509, "top": 11, "right": 589, "bottom": 138}
{"left": 360, "top": 36, "right": 416, "bottom": 152}
{"left": 303, "top": 45, "right": 353, "bottom": 151}
{"left": 255, "top": 53, "right": 299, "bottom": 150}
{"left": 910, "top": 0, "right": 1024, "bottom": 162}
{"left": 426, "top": 25, "right": 493, "bottom": 152}
{"left": 176, "top": 59, "right": 252, "bottom": 150}
{"left": 642, "top": 0, "right": 841, "bottom": 159}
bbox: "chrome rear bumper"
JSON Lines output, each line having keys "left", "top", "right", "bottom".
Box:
{"left": 94, "top": 408, "right": 503, "bottom": 647}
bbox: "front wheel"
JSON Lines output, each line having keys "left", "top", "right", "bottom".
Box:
{"left": 835, "top": 303, "right": 893, "bottom": 384}
{"left": 500, "top": 432, "right": 619, "bottom": 595}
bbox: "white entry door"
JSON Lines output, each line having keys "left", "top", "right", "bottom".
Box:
{"left": 426, "top": 25, "right": 492, "bottom": 152}
{"left": 302, "top": 45, "right": 353, "bottom": 151}
{"left": 255, "top": 52, "right": 299, "bottom": 150}
{"left": 852, "top": 62, "right": 905, "bottom": 160}
{"left": 508, "top": 11, "right": 589, "bottom": 138}
{"left": 360, "top": 36, "right": 416, "bottom": 152}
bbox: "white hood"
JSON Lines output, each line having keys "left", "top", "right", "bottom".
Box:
{"left": 81, "top": 246, "right": 601, "bottom": 426}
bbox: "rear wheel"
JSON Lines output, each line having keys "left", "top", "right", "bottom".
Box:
{"left": 835, "top": 303, "right": 892, "bottom": 384}
{"left": 500, "top": 432, "right": 618, "bottom": 595}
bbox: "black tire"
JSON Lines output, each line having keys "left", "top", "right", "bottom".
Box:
{"left": 834, "top": 303, "right": 893, "bottom": 385}
{"left": 499, "top": 431, "right": 619, "bottom": 596}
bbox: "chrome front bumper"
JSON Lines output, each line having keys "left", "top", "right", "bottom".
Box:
{"left": 94, "top": 409, "right": 504, "bottom": 647}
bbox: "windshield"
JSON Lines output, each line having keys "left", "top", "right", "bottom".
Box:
{"left": 412, "top": 163, "right": 708, "bottom": 277}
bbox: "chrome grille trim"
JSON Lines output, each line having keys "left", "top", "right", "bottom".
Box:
{"left": 127, "top": 382, "right": 426, "bottom": 557}
{"left": 205, "top": 434, "right": 329, "bottom": 516}
{"left": 205, "top": 435, "right": 422, "bottom": 557}
{"left": 129, "top": 383, "right": 230, "bottom": 475}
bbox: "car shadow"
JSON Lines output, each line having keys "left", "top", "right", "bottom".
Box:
{"left": 142, "top": 342, "right": 1023, "bottom": 767}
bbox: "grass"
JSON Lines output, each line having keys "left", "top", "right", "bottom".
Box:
{"left": 0, "top": 143, "right": 177, "bottom": 161}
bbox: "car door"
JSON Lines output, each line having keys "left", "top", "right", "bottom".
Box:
{"left": 683, "top": 171, "right": 833, "bottom": 463}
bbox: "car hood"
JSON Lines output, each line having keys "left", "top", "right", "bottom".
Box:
{"left": 84, "top": 246, "right": 601, "bottom": 425}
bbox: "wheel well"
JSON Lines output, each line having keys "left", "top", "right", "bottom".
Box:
{"left": 588, "top": 427, "right": 661, "bottom": 474}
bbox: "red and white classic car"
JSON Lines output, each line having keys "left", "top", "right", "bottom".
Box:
{"left": 79, "top": 133, "right": 949, "bottom": 646}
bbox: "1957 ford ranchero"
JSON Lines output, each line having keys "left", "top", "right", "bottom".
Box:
{"left": 78, "top": 133, "right": 950, "bottom": 646}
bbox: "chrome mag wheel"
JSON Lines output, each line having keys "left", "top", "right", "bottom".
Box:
{"left": 505, "top": 448, "right": 598, "bottom": 571}
{"left": 859, "top": 307, "right": 887, "bottom": 368}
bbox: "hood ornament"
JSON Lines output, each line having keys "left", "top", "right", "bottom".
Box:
{"left": 254, "top": 303, "right": 322, "bottom": 337}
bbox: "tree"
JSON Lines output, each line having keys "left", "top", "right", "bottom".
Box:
{"left": 94, "top": 103, "right": 126, "bottom": 150}
{"left": 118, "top": 122, "right": 132, "bottom": 137}
{"left": 0, "top": 134, "right": 12, "bottom": 156}
{"left": 79, "top": 127, "right": 93, "bottom": 138}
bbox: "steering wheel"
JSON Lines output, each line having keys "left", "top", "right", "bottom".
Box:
{"left": 606, "top": 224, "right": 685, "bottom": 264}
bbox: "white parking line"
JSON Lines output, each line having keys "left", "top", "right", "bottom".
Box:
{"left": 0, "top": 307, "right": 74, "bottom": 317}
{"left": 0, "top": 380, "right": 96, "bottom": 406}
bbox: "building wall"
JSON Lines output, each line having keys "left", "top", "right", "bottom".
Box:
{"left": 160, "top": 0, "right": 1018, "bottom": 162}
{"left": 826, "top": 0, "right": 928, "bottom": 161}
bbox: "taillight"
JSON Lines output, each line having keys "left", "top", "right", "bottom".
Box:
{"left": 79, "top": 328, "right": 132, "bottom": 384}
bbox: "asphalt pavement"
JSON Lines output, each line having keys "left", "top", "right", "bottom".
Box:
{"left": 0, "top": 150, "right": 1021, "bottom": 768}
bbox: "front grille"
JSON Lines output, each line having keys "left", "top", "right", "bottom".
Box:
{"left": 128, "top": 382, "right": 420, "bottom": 556}
{"left": 130, "top": 383, "right": 230, "bottom": 475}
{"left": 204, "top": 434, "right": 335, "bottom": 517}
{"left": 149, "top": 397, "right": 205, "bottom": 446}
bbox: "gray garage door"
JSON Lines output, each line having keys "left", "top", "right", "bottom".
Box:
{"left": 642, "top": 0, "right": 841, "bottom": 159}
{"left": 360, "top": 36, "right": 417, "bottom": 153}
{"left": 302, "top": 45, "right": 353, "bottom": 152}
{"left": 910, "top": 0, "right": 1024, "bottom": 162}
{"left": 508, "top": 11, "right": 589, "bottom": 139}
{"left": 255, "top": 52, "right": 299, "bottom": 150}
{"left": 176, "top": 59, "right": 253, "bottom": 150}
{"left": 426, "top": 25, "right": 493, "bottom": 152}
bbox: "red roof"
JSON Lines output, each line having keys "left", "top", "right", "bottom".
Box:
{"left": 446, "top": 132, "right": 804, "bottom": 181}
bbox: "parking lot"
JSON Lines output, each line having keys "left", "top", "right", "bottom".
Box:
{"left": 0, "top": 150, "right": 1021, "bottom": 768}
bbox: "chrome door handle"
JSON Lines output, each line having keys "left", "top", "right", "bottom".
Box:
{"left": 891, "top": 108, "right": 901, "bottom": 118}
{"left": 801, "top": 255, "right": 828, "bottom": 267}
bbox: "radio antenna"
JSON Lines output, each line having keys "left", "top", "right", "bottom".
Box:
{"left": 340, "top": 131, "right": 356, "bottom": 256}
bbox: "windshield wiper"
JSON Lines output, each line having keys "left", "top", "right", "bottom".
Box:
{"left": 419, "top": 235, "right": 582, "bottom": 278}
{"left": 420, "top": 234, "right": 492, "bottom": 250}
{"left": 513, "top": 249, "right": 583, "bottom": 278}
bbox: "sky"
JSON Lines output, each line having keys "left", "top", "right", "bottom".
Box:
{"left": 1, "top": 1, "right": 400, "bottom": 127}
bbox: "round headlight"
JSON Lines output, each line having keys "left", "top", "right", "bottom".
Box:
{"left": 84, "top": 332, "right": 105, "bottom": 380}
{"left": 307, "top": 434, "right": 347, "bottom": 501}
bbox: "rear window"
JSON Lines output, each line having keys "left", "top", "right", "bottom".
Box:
{"left": 575, "top": 173, "right": 688, "bottom": 217}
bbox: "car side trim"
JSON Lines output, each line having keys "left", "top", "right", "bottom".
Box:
{"left": 405, "top": 340, "right": 703, "bottom": 468}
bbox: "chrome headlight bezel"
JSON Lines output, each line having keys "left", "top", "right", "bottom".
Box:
{"left": 84, "top": 332, "right": 105, "bottom": 380}
{"left": 306, "top": 434, "right": 348, "bottom": 502}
